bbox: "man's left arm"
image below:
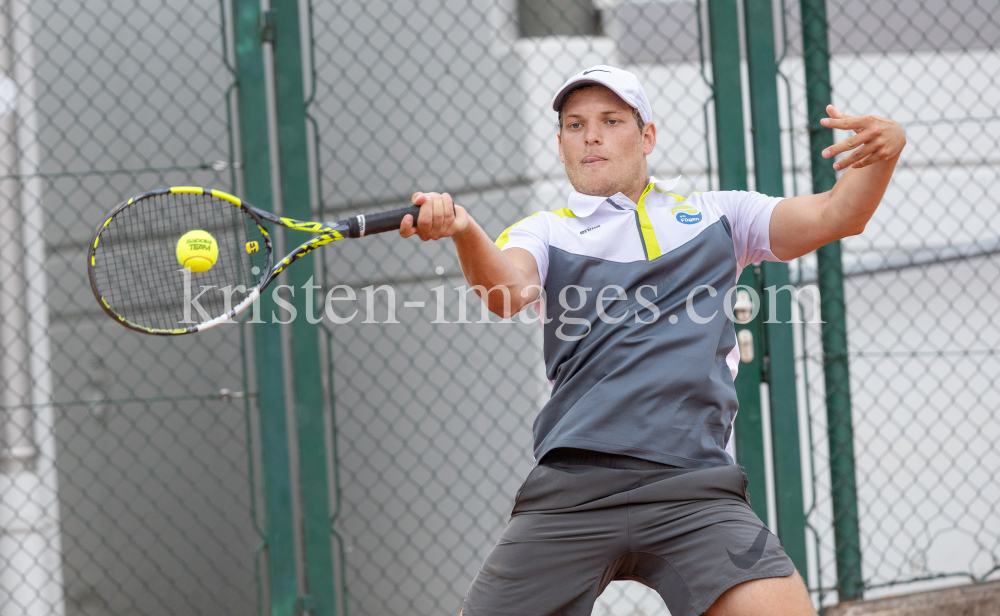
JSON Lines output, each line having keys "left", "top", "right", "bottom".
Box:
{"left": 769, "top": 105, "right": 907, "bottom": 261}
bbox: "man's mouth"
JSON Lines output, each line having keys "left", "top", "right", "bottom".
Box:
{"left": 581, "top": 156, "right": 607, "bottom": 165}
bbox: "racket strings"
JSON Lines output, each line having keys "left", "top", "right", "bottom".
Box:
{"left": 93, "top": 192, "right": 268, "bottom": 331}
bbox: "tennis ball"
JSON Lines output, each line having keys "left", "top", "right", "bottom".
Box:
{"left": 176, "top": 230, "right": 219, "bottom": 273}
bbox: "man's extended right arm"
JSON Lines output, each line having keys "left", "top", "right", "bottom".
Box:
{"left": 399, "top": 191, "right": 541, "bottom": 317}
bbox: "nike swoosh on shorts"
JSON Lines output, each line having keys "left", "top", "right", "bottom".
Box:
{"left": 726, "top": 526, "right": 770, "bottom": 569}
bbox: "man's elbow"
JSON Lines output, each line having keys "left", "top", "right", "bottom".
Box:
{"left": 823, "top": 198, "right": 870, "bottom": 239}
{"left": 841, "top": 219, "right": 868, "bottom": 238}
{"left": 490, "top": 306, "right": 517, "bottom": 319}
{"left": 487, "top": 297, "right": 522, "bottom": 319}
{"left": 483, "top": 288, "right": 521, "bottom": 319}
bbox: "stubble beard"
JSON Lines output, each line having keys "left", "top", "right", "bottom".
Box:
{"left": 564, "top": 144, "right": 648, "bottom": 199}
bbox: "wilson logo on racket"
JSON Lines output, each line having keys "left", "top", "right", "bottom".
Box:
{"left": 671, "top": 203, "right": 702, "bottom": 224}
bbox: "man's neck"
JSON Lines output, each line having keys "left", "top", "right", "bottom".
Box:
{"left": 574, "top": 177, "right": 651, "bottom": 205}
{"left": 622, "top": 177, "right": 651, "bottom": 206}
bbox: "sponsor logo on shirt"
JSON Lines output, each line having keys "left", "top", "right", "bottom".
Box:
{"left": 671, "top": 204, "right": 702, "bottom": 224}
{"left": 580, "top": 225, "right": 601, "bottom": 234}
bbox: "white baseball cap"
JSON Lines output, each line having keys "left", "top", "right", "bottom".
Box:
{"left": 551, "top": 65, "right": 653, "bottom": 125}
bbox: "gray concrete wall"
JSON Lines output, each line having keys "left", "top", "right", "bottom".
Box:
{"left": 611, "top": 0, "right": 1000, "bottom": 65}
{"left": 13, "top": 1, "right": 259, "bottom": 614}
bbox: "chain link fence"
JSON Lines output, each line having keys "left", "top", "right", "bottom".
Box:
{"left": 310, "top": 0, "right": 1000, "bottom": 613}
{"left": 0, "top": 0, "right": 260, "bottom": 614}
{"left": 308, "top": 1, "right": 719, "bottom": 613}
{"left": 779, "top": 0, "right": 1000, "bottom": 606}
{"left": 1, "top": 0, "right": 998, "bottom": 615}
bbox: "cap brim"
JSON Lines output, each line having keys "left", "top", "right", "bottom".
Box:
{"left": 551, "top": 79, "right": 609, "bottom": 112}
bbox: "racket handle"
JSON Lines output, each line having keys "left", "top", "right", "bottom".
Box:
{"left": 347, "top": 204, "right": 454, "bottom": 238}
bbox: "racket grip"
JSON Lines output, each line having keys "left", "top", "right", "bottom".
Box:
{"left": 347, "top": 205, "right": 422, "bottom": 238}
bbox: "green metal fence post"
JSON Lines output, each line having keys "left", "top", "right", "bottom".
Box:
{"left": 707, "top": 0, "right": 769, "bottom": 522}
{"left": 707, "top": 0, "right": 748, "bottom": 194}
{"left": 268, "top": 0, "right": 337, "bottom": 613}
{"left": 231, "top": 1, "right": 298, "bottom": 614}
{"left": 742, "top": 0, "right": 808, "bottom": 575}
{"left": 733, "top": 267, "right": 770, "bottom": 518}
{"left": 799, "top": 0, "right": 863, "bottom": 600}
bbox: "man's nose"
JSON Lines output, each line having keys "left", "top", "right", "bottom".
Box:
{"left": 584, "top": 124, "right": 602, "bottom": 144}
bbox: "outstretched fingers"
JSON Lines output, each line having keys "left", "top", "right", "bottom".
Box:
{"left": 821, "top": 104, "right": 864, "bottom": 132}
{"left": 823, "top": 127, "right": 870, "bottom": 158}
{"left": 821, "top": 114, "right": 865, "bottom": 133}
{"left": 819, "top": 105, "right": 905, "bottom": 171}
{"left": 833, "top": 141, "right": 879, "bottom": 170}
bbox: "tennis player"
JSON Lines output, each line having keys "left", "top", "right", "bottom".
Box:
{"left": 400, "top": 65, "right": 904, "bottom": 616}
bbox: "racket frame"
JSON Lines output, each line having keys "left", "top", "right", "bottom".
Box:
{"left": 87, "top": 186, "right": 350, "bottom": 335}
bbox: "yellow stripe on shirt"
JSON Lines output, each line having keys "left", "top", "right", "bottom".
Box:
{"left": 495, "top": 208, "right": 576, "bottom": 249}
{"left": 634, "top": 182, "right": 661, "bottom": 260}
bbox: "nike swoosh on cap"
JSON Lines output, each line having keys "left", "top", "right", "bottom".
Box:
{"left": 726, "top": 526, "right": 770, "bottom": 570}
{"left": 582, "top": 69, "right": 610, "bottom": 75}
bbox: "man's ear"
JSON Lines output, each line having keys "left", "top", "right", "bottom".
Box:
{"left": 558, "top": 131, "right": 565, "bottom": 164}
{"left": 642, "top": 122, "right": 657, "bottom": 155}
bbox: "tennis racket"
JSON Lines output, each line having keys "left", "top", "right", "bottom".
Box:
{"left": 88, "top": 186, "right": 426, "bottom": 335}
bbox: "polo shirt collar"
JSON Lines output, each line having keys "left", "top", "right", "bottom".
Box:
{"left": 565, "top": 176, "right": 681, "bottom": 217}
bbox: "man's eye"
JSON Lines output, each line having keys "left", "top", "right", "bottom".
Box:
{"left": 608, "top": 119, "right": 619, "bottom": 125}
{"left": 569, "top": 123, "right": 582, "bottom": 130}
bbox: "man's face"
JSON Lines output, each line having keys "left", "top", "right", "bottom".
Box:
{"left": 558, "top": 85, "right": 656, "bottom": 199}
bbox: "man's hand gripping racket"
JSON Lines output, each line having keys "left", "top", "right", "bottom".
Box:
{"left": 87, "top": 186, "right": 455, "bottom": 335}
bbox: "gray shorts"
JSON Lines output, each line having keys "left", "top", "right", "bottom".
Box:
{"left": 462, "top": 449, "right": 795, "bottom": 616}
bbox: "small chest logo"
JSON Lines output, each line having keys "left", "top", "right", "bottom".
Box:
{"left": 580, "top": 225, "right": 601, "bottom": 235}
{"left": 671, "top": 204, "right": 702, "bottom": 224}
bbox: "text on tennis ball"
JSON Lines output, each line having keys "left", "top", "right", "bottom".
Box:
{"left": 176, "top": 230, "right": 219, "bottom": 273}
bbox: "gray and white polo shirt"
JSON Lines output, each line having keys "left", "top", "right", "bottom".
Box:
{"left": 496, "top": 177, "right": 785, "bottom": 469}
